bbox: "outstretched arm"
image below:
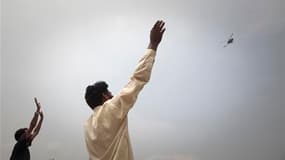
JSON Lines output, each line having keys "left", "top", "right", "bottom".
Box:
{"left": 107, "top": 20, "right": 166, "bottom": 117}
{"left": 24, "top": 98, "right": 43, "bottom": 142}
{"left": 25, "top": 98, "right": 41, "bottom": 137}
{"left": 30, "top": 111, "right": 44, "bottom": 140}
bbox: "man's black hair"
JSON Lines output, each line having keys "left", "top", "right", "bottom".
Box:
{"left": 14, "top": 128, "right": 27, "bottom": 141}
{"left": 85, "top": 81, "right": 109, "bottom": 109}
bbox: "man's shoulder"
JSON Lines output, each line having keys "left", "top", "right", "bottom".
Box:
{"left": 16, "top": 138, "right": 31, "bottom": 147}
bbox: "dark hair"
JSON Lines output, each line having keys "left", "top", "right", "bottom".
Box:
{"left": 14, "top": 128, "right": 27, "bottom": 141}
{"left": 85, "top": 81, "right": 109, "bottom": 109}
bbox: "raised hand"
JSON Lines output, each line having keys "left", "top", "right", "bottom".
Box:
{"left": 34, "top": 97, "right": 41, "bottom": 113}
{"left": 148, "top": 20, "right": 166, "bottom": 50}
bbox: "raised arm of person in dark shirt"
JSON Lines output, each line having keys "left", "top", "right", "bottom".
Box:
{"left": 30, "top": 109, "right": 44, "bottom": 140}
{"left": 24, "top": 98, "right": 44, "bottom": 142}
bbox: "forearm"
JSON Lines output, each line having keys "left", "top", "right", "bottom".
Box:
{"left": 107, "top": 49, "right": 156, "bottom": 117}
{"left": 131, "top": 49, "right": 156, "bottom": 83}
{"left": 28, "top": 112, "right": 40, "bottom": 131}
{"left": 33, "top": 118, "right": 43, "bottom": 135}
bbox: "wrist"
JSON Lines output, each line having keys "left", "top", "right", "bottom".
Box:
{"left": 148, "top": 43, "right": 159, "bottom": 51}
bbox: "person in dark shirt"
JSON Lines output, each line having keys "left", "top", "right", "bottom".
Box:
{"left": 10, "top": 98, "right": 44, "bottom": 160}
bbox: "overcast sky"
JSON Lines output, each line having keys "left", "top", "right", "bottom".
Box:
{"left": 1, "top": 0, "right": 284, "bottom": 159}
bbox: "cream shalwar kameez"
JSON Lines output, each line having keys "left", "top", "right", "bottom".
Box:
{"left": 84, "top": 49, "right": 156, "bottom": 160}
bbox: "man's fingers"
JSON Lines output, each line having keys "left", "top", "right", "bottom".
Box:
{"left": 153, "top": 21, "right": 160, "bottom": 29}
{"left": 161, "top": 28, "right": 166, "bottom": 34}
{"left": 34, "top": 97, "right": 41, "bottom": 109}
{"left": 159, "top": 22, "right": 165, "bottom": 31}
{"left": 153, "top": 20, "right": 164, "bottom": 29}
{"left": 157, "top": 20, "right": 163, "bottom": 27}
{"left": 34, "top": 97, "right": 38, "bottom": 104}
{"left": 159, "top": 21, "right": 165, "bottom": 28}
{"left": 153, "top": 20, "right": 165, "bottom": 33}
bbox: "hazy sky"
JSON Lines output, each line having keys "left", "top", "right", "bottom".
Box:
{"left": 1, "top": 0, "right": 284, "bottom": 159}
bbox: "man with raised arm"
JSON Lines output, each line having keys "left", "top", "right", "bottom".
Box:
{"left": 10, "top": 98, "right": 44, "bottom": 160}
{"left": 84, "top": 20, "right": 166, "bottom": 160}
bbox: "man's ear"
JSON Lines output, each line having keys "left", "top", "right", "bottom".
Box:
{"left": 102, "top": 93, "right": 108, "bottom": 101}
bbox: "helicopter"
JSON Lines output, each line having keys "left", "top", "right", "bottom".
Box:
{"left": 222, "top": 33, "right": 234, "bottom": 48}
